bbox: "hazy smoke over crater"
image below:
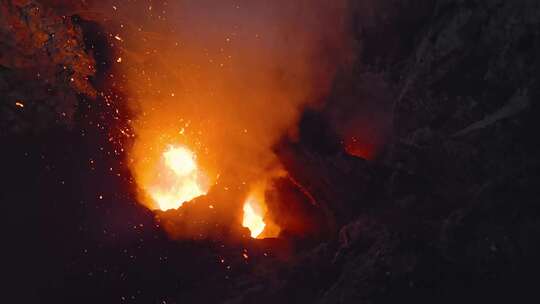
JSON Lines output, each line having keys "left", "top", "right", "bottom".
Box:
{"left": 87, "top": 0, "right": 352, "bottom": 211}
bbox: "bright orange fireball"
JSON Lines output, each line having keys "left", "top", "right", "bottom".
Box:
{"left": 148, "top": 145, "right": 209, "bottom": 211}
{"left": 242, "top": 186, "right": 280, "bottom": 239}
{"left": 242, "top": 196, "right": 267, "bottom": 238}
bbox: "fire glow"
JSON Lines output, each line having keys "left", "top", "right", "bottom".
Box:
{"left": 242, "top": 185, "right": 280, "bottom": 239}
{"left": 109, "top": 0, "right": 349, "bottom": 240}
{"left": 148, "top": 145, "right": 209, "bottom": 211}
{"left": 242, "top": 195, "right": 267, "bottom": 238}
{"left": 142, "top": 144, "right": 280, "bottom": 239}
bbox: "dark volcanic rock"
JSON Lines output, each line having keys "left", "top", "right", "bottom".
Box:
{"left": 268, "top": 0, "right": 540, "bottom": 303}
{"left": 4, "top": 0, "right": 540, "bottom": 303}
{"left": 0, "top": 0, "right": 96, "bottom": 135}
{"left": 276, "top": 139, "right": 375, "bottom": 230}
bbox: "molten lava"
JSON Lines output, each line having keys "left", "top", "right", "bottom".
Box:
{"left": 242, "top": 185, "right": 280, "bottom": 239}
{"left": 242, "top": 196, "right": 266, "bottom": 238}
{"left": 112, "top": 0, "right": 349, "bottom": 239}
{"left": 149, "top": 145, "right": 209, "bottom": 211}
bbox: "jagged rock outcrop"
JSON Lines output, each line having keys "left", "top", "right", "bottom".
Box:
{"left": 267, "top": 1, "right": 540, "bottom": 303}
{"left": 0, "top": 0, "right": 96, "bottom": 135}
{"left": 3, "top": 0, "right": 540, "bottom": 303}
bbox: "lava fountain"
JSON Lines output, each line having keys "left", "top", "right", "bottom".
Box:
{"left": 92, "top": 0, "right": 350, "bottom": 239}
{"left": 242, "top": 195, "right": 266, "bottom": 238}
{"left": 242, "top": 184, "right": 280, "bottom": 238}
{"left": 147, "top": 145, "right": 209, "bottom": 211}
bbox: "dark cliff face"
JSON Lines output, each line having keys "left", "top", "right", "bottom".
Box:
{"left": 0, "top": 0, "right": 96, "bottom": 135}
{"left": 2, "top": 0, "right": 540, "bottom": 303}
{"left": 232, "top": 1, "right": 540, "bottom": 303}
{"left": 297, "top": 1, "right": 540, "bottom": 303}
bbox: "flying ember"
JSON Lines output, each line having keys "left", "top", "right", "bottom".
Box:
{"left": 148, "top": 145, "right": 209, "bottom": 211}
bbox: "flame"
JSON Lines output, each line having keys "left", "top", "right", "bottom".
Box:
{"left": 148, "top": 145, "right": 209, "bottom": 211}
{"left": 242, "top": 184, "right": 280, "bottom": 239}
{"left": 163, "top": 146, "right": 198, "bottom": 176}
{"left": 104, "top": 0, "right": 349, "bottom": 239}
{"left": 242, "top": 196, "right": 266, "bottom": 238}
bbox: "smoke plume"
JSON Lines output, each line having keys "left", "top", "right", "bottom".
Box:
{"left": 89, "top": 1, "right": 352, "bottom": 211}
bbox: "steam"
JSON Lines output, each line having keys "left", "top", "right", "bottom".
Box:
{"left": 85, "top": 1, "right": 351, "bottom": 209}
{"left": 35, "top": 0, "right": 355, "bottom": 241}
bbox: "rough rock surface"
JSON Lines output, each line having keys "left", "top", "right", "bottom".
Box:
{"left": 3, "top": 0, "right": 540, "bottom": 303}
{"left": 0, "top": 0, "right": 96, "bottom": 135}
{"left": 253, "top": 1, "right": 540, "bottom": 303}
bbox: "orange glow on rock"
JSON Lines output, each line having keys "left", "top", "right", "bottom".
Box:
{"left": 344, "top": 136, "right": 377, "bottom": 160}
